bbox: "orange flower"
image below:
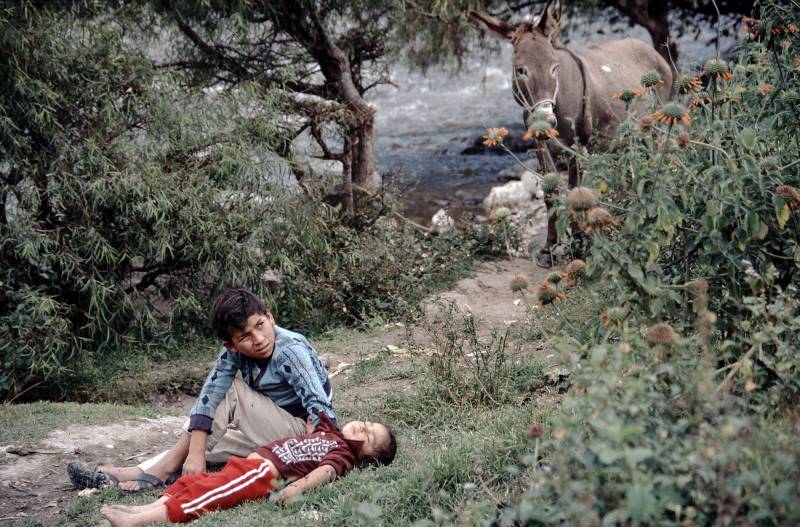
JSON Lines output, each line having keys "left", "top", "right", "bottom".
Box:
{"left": 759, "top": 83, "right": 774, "bottom": 96}
{"left": 611, "top": 87, "right": 644, "bottom": 103}
{"left": 718, "top": 86, "right": 746, "bottom": 105}
{"left": 677, "top": 74, "right": 702, "bottom": 94}
{"left": 703, "top": 58, "right": 733, "bottom": 81}
{"left": 523, "top": 119, "right": 559, "bottom": 140}
{"left": 483, "top": 127, "right": 509, "bottom": 147}
{"left": 653, "top": 103, "right": 691, "bottom": 126}
{"left": 689, "top": 92, "right": 712, "bottom": 109}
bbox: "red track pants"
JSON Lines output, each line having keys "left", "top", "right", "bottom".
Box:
{"left": 163, "top": 457, "right": 277, "bottom": 523}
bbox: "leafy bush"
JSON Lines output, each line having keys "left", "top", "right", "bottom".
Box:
{"left": 0, "top": 7, "right": 288, "bottom": 399}
{"left": 502, "top": 2, "right": 800, "bottom": 524}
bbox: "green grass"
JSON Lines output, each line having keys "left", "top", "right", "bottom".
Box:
{"left": 8, "top": 293, "right": 571, "bottom": 526}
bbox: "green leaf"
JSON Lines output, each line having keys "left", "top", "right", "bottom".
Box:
{"left": 777, "top": 204, "right": 790, "bottom": 230}
{"left": 746, "top": 212, "right": 760, "bottom": 239}
{"left": 625, "top": 447, "right": 653, "bottom": 465}
{"left": 643, "top": 241, "right": 660, "bottom": 267}
{"left": 591, "top": 345, "right": 608, "bottom": 365}
{"left": 626, "top": 484, "right": 656, "bottom": 523}
{"left": 739, "top": 127, "right": 756, "bottom": 150}
{"left": 598, "top": 448, "right": 623, "bottom": 464}
{"left": 627, "top": 264, "right": 645, "bottom": 287}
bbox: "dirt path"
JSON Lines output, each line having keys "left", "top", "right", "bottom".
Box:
{"left": 0, "top": 251, "right": 551, "bottom": 525}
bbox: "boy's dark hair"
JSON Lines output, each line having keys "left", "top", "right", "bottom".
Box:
{"left": 211, "top": 289, "right": 269, "bottom": 341}
{"left": 364, "top": 425, "right": 398, "bottom": 467}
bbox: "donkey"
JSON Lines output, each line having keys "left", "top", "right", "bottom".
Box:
{"left": 471, "top": 0, "right": 673, "bottom": 266}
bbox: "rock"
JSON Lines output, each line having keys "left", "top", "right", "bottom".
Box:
{"left": 430, "top": 208, "right": 455, "bottom": 233}
{"left": 483, "top": 171, "right": 543, "bottom": 211}
{"left": 496, "top": 159, "right": 540, "bottom": 182}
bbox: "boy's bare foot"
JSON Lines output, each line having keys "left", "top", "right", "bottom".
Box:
{"left": 101, "top": 504, "right": 168, "bottom": 527}
{"left": 106, "top": 503, "right": 160, "bottom": 514}
{"left": 101, "top": 506, "right": 138, "bottom": 527}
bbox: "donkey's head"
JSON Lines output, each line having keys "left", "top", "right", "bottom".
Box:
{"left": 471, "top": 0, "right": 563, "bottom": 128}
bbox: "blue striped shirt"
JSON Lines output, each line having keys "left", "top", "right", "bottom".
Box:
{"left": 188, "top": 325, "right": 334, "bottom": 432}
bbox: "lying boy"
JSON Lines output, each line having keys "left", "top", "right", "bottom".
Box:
{"left": 100, "top": 414, "right": 397, "bottom": 526}
{"left": 69, "top": 289, "right": 336, "bottom": 492}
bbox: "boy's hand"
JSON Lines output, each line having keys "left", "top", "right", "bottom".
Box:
{"left": 305, "top": 416, "right": 314, "bottom": 434}
{"left": 182, "top": 452, "right": 206, "bottom": 476}
{"left": 276, "top": 485, "right": 300, "bottom": 504}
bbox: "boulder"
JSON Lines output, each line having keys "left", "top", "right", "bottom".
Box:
{"left": 430, "top": 208, "right": 455, "bottom": 233}
{"left": 483, "top": 171, "right": 543, "bottom": 211}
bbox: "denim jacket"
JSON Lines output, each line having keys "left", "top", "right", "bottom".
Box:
{"left": 188, "top": 325, "right": 334, "bottom": 432}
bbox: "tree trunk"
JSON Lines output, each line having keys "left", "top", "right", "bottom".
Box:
{"left": 349, "top": 118, "right": 378, "bottom": 193}
{"left": 341, "top": 135, "right": 355, "bottom": 212}
{"left": 277, "top": 4, "right": 380, "bottom": 196}
{"left": 617, "top": 0, "right": 679, "bottom": 70}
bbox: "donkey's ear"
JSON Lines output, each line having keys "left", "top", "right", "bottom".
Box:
{"left": 470, "top": 11, "right": 515, "bottom": 41}
{"left": 536, "top": 0, "right": 562, "bottom": 41}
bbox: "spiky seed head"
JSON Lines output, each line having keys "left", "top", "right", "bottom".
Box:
{"left": 640, "top": 69, "right": 662, "bottom": 88}
{"left": 566, "top": 186, "right": 596, "bottom": 213}
{"left": 524, "top": 118, "right": 559, "bottom": 140}
{"left": 510, "top": 273, "right": 529, "bottom": 292}
{"left": 527, "top": 424, "right": 544, "bottom": 438}
{"left": 689, "top": 91, "right": 712, "bottom": 108}
{"left": 703, "top": 58, "right": 732, "bottom": 79}
{"left": 494, "top": 206, "right": 511, "bottom": 220}
{"left": 676, "top": 131, "right": 690, "bottom": 148}
{"left": 690, "top": 278, "right": 709, "bottom": 296}
{"left": 640, "top": 114, "right": 653, "bottom": 132}
{"left": 537, "top": 282, "right": 559, "bottom": 304}
{"left": 646, "top": 322, "right": 677, "bottom": 347}
{"left": 776, "top": 185, "right": 800, "bottom": 208}
{"left": 704, "top": 58, "right": 729, "bottom": 74}
{"left": 542, "top": 173, "right": 561, "bottom": 194}
{"left": 613, "top": 87, "right": 643, "bottom": 103}
{"left": 585, "top": 207, "right": 614, "bottom": 227}
{"left": 654, "top": 103, "right": 691, "bottom": 126}
{"left": 565, "top": 259, "right": 586, "bottom": 278}
{"left": 547, "top": 271, "right": 563, "bottom": 284}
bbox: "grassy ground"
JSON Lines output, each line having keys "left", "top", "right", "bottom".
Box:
{"left": 3, "top": 287, "right": 594, "bottom": 527}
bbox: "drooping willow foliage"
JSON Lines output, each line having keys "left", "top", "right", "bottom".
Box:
{"left": 0, "top": 5, "right": 297, "bottom": 399}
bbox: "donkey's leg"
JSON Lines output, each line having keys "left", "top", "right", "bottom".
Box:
{"left": 567, "top": 155, "right": 579, "bottom": 188}
{"left": 535, "top": 145, "right": 557, "bottom": 268}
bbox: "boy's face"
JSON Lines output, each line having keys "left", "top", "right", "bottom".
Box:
{"left": 225, "top": 312, "right": 276, "bottom": 360}
{"left": 342, "top": 421, "right": 391, "bottom": 458}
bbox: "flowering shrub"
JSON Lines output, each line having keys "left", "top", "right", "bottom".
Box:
{"left": 505, "top": 2, "right": 800, "bottom": 524}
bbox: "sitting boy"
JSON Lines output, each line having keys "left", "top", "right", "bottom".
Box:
{"left": 69, "top": 289, "right": 336, "bottom": 492}
{"left": 100, "top": 414, "right": 397, "bottom": 526}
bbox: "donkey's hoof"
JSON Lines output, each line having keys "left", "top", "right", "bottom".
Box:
{"left": 535, "top": 249, "right": 554, "bottom": 269}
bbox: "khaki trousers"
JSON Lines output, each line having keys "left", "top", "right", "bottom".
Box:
{"left": 200, "top": 377, "right": 307, "bottom": 462}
